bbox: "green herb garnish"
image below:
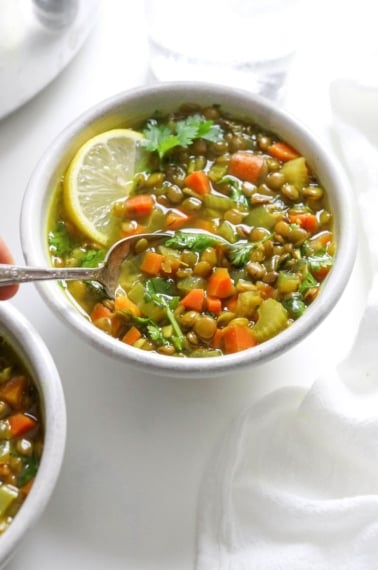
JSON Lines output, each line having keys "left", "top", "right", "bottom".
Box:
{"left": 144, "top": 278, "right": 185, "bottom": 350}
{"left": 307, "top": 251, "right": 333, "bottom": 273}
{"left": 165, "top": 231, "right": 221, "bottom": 252}
{"left": 48, "top": 221, "right": 72, "bottom": 256}
{"left": 218, "top": 175, "right": 249, "bottom": 209}
{"left": 142, "top": 114, "right": 223, "bottom": 160}
{"left": 79, "top": 249, "right": 106, "bottom": 268}
{"left": 299, "top": 271, "right": 318, "bottom": 294}
{"left": 19, "top": 454, "right": 39, "bottom": 487}
{"left": 227, "top": 234, "right": 274, "bottom": 267}
{"left": 165, "top": 230, "right": 274, "bottom": 267}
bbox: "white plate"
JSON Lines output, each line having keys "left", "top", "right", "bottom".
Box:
{"left": 0, "top": 0, "right": 100, "bottom": 120}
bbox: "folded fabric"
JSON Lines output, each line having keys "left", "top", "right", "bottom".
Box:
{"left": 196, "top": 375, "right": 378, "bottom": 570}
{"left": 196, "top": 61, "right": 378, "bottom": 570}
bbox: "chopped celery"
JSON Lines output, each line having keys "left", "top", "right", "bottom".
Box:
{"left": 176, "top": 276, "right": 206, "bottom": 294}
{"left": 0, "top": 484, "right": 18, "bottom": 516}
{"left": 218, "top": 220, "right": 238, "bottom": 243}
{"left": 276, "top": 271, "right": 300, "bottom": 294}
{"left": 245, "top": 205, "right": 279, "bottom": 229}
{"left": 252, "top": 298, "right": 288, "bottom": 342}
{"left": 0, "top": 367, "right": 11, "bottom": 383}
{"left": 236, "top": 291, "right": 261, "bottom": 318}
{"left": 203, "top": 193, "right": 234, "bottom": 211}
{"left": 189, "top": 348, "right": 223, "bottom": 358}
{"left": 208, "top": 163, "right": 228, "bottom": 182}
{"left": 128, "top": 282, "right": 145, "bottom": 305}
{"left": 148, "top": 208, "right": 166, "bottom": 231}
{"left": 0, "top": 441, "right": 10, "bottom": 462}
{"left": 281, "top": 157, "right": 309, "bottom": 189}
{"left": 140, "top": 300, "right": 166, "bottom": 322}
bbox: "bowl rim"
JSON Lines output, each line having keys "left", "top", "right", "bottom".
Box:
{"left": 0, "top": 302, "right": 66, "bottom": 566}
{"left": 20, "top": 81, "right": 357, "bottom": 378}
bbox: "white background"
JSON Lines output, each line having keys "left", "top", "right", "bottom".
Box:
{"left": 0, "top": 1, "right": 375, "bottom": 568}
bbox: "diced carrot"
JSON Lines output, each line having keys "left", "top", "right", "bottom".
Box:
{"left": 193, "top": 218, "right": 216, "bottom": 233}
{"left": 311, "top": 265, "right": 331, "bottom": 282}
{"left": 224, "top": 294, "right": 238, "bottom": 312}
{"left": 8, "top": 413, "right": 37, "bottom": 437}
{"left": 114, "top": 294, "right": 141, "bottom": 317}
{"left": 121, "top": 221, "right": 146, "bottom": 238}
{"left": 122, "top": 326, "right": 142, "bottom": 346}
{"left": 140, "top": 251, "right": 164, "bottom": 275}
{"left": 0, "top": 375, "right": 26, "bottom": 408}
{"left": 90, "top": 302, "right": 113, "bottom": 322}
{"left": 256, "top": 282, "right": 275, "bottom": 299}
{"left": 267, "top": 142, "right": 300, "bottom": 162}
{"left": 288, "top": 212, "right": 318, "bottom": 233}
{"left": 207, "top": 268, "right": 235, "bottom": 299}
{"left": 111, "top": 314, "right": 124, "bottom": 337}
{"left": 228, "top": 151, "right": 266, "bottom": 183}
{"left": 161, "top": 254, "right": 181, "bottom": 275}
{"left": 184, "top": 170, "right": 211, "bottom": 195}
{"left": 309, "top": 230, "right": 333, "bottom": 250}
{"left": 223, "top": 324, "right": 257, "bottom": 354}
{"left": 205, "top": 295, "right": 222, "bottom": 315}
{"left": 210, "top": 328, "right": 223, "bottom": 349}
{"left": 124, "top": 194, "right": 154, "bottom": 217}
{"left": 166, "top": 209, "right": 191, "bottom": 230}
{"left": 180, "top": 288, "right": 205, "bottom": 312}
{"left": 21, "top": 478, "right": 34, "bottom": 496}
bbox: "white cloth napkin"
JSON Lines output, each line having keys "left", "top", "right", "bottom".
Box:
{"left": 195, "top": 69, "right": 378, "bottom": 569}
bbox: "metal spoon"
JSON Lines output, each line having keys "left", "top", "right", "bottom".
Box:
{"left": 0, "top": 232, "right": 174, "bottom": 299}
{"left": 0, "top": 229, "right": 231, "bottom": 298}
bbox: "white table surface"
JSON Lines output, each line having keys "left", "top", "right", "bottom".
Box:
{"left": 0, "top": 1, "right": 372, "bottom": 568}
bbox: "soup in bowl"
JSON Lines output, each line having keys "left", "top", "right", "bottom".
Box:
{"left": 0, "top": 302, "right": 66, "bottom": 568}
{"left": 20, "top": 82, "right": 356, "bottom": 378}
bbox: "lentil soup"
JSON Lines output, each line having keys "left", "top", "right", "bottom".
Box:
{"left": 0, "top": 336, "right": 43, "bottom": 534}
{"left": 48, "top": 104, "right": 335, "bottom": 358}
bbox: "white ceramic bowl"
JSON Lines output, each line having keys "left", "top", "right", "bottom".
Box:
{"left": 20, "top": 82, "right": 356, "bottom": 378}
{"left": 0, "top": 302, "right": 66, "bottom": 568}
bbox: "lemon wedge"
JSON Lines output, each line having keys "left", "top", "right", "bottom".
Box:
{"left": 63, "top": 128, "right": 145, "bottom": 246}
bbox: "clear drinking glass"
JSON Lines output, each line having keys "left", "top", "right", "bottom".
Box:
{"left": 145, "top": 0, "right": 301, "bottom": 101}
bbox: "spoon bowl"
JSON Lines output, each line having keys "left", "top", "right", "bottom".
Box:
{"left": 0, "top": 229, "right": 231, "bottom": 298}
{"left": 0, "top": 232, "right": 172, "bottom": 298}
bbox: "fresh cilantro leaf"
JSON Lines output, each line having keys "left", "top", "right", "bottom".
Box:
{"left": 196, "top": 121, "right": 223, "bottom": 142}
{"left": 142, "top": 113, "right": 224, "bottom": 161}
{"left": 299, "top": 271, "right": 318, "bottom": 294}
{"left": 145, "top": 277, "right": 176, "bottom": 299}
{"left": 85, "top": 280, "right": 108, "bottom": 298}
{"left": 164, "top": 231, "right": 221, "bottom": 252}
{"left": 19, "top": 454, "right": 39, "bottom": 487}
{"left": 144, "top": 277, "right": 184, "bottom": 350}
{"left": 142, "top": 121, "right": 179, "bottom": 159}
{"left": 227, "top": 242, "right": 255, "bottom": 267}
{"left": 165, "top": 231, "right": 274, "bottom": 268}
{"left": 176, "top": 117, "right": 200, "bottom": 147}
{"left": 176, "top": 114, "right": 223, "bottom": 146}
{"left": 48, "top": 222, "right": 72, "bottom": 256}
{"left": 228, "top": 234, "right": 274, "bottom": 267}
{"left": 79, "top": 249, "right": 106, "bottom": 268}
{"left": 147, "top": 322, "right": 166, "bottom": 343}
{"left": 307, "top": 251, "right": 333, "bottom": 273}
{"left": 219, "top": 175, "right": 249, "bottom": 209}
{"left": 132, "top": 315, "right": 170, "bottom": 347}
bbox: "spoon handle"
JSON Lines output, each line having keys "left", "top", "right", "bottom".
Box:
{"left": 0, "top": 264, "right": 101, "bottom": 286}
